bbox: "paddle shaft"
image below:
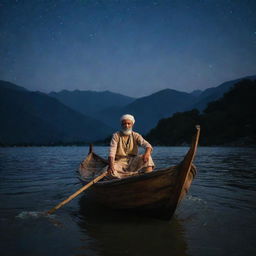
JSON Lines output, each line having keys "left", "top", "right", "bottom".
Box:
{"left": 47, "top": 171, "right": 108, "bottom": 215}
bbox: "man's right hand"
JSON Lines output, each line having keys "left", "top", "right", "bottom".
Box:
{"left": 107, "top": 166, "right": 115, "bottom": 176}
{"left": 107, "top": 156, "right": 115, "bottom": 176}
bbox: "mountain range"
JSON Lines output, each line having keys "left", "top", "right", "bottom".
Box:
{"left": 0, "top": 74, "right": 255, "bottom": 145}
{"left": 191, "top": 76, "right": 256, "bottom": 111}
{"left": 48, "top": 75, "right": 256, "bottom": 134}
{"left": 0, "top": 81, "right": 113, "bottom": 145}
{"left": 146, "top": 79, "right": 256, "bottom": 146}
{"left": 49, "top": 90, "right": 134, "bottom": 116}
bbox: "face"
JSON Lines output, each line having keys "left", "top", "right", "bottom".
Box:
{"left": 121, "top": 119, "right": 133, "bottom": 130}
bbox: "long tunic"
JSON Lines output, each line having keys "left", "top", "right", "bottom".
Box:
{"left": 106, "top": 131, "right": 155, "bottom": 178}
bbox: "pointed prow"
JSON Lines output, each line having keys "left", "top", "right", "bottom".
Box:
{"left": 89, "top": 144, "right": 93, "bottom": 154}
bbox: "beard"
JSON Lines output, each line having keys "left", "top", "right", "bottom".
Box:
{"left": 121, "top": 128, "right": 132, "bottom": 135}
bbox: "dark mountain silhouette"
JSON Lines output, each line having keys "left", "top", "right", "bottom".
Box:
{"left": 0, "top": 81, "right": 113, "bottom": 145}
{"left": 0, "top": 80, "right": 28, "bottom": 92}
{"left": 95, "top": 75, "right": 256, "bottom": 134}
{"left": 190, "top": 75, "right": 256, "bottom": 111}
{"left": 44, "top": 75, "right": 256, "bottom": 136}
{"left": 1, "top": 74, "right": 255, "bottom": 145}
{"left": 146, "top": 79, "right": 256, "bottom": 146}
{"left": 190, "top": 90, "right": 202, "bottom": 97}
{"left": 201, "top": 79, "right": 256, "bottom": 145}
{"left": 49, "top": 89, "right": 135, "bottom": 117}
{"left": 97, "top": 89, "right": 197, "bottom": 134}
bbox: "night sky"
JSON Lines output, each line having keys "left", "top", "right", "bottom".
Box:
{"left": 0, "top": 0, "right": 256, "bottom": 97}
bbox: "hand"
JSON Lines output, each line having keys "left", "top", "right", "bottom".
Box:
{"left": 107, "top": 156, "right": 115, "bottom": 176}
{"left": 107, "top": 166, "right": 115, "bottom": 176}
{"left": 142, "top": 153, "right": 150, "bottom": 163}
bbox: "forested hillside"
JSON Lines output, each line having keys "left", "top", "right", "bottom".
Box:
{"left": 146, "top": 79, "right": 256, "bottom": 146}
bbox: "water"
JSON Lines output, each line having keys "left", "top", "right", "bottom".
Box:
{"left": 0, "top": 146, "right": 256, "bottom": 256}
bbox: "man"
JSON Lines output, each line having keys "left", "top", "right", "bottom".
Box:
{"left": 107, "top": 114, "right": 155, "bottom": 178}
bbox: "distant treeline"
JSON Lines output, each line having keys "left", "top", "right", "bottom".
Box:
{"left": 146, "top": 79, "right": 256, "bottom": 146}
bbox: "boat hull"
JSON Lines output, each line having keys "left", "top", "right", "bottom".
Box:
{"left": 81, "top": 164, "right": 196, "bottom": 219}
{"left": 79, "top": 126, "right": 200, "bottom": 220}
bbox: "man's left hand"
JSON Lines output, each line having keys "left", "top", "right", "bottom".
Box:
{"left": 142, "top": 153, "right": 150, "bottom": 163}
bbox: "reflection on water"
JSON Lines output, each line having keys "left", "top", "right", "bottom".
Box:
{"left": 77, "top": 196, "right": 188, "bottom": 256}
{"left": 0, "top": 146, "right": 256, "bottom": 256}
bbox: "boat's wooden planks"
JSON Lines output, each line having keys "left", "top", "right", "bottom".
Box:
{"left": 92, "top": 169, "right": 178, "bottom": 208}
{"left": 78, "top": 126, "right": 200, "bottom": 219}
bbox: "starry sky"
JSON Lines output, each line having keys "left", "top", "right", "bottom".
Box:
{"left": 0, "top": 0, "right": 256, "bottom": 97}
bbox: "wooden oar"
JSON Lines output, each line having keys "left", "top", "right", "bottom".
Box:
{"left": 47, "top": 171, "right": 108, "bottom": 215}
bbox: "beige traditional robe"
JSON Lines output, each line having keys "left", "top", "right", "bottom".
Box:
{"left": 105, "top": 131, "right": 155, "bottom": 178}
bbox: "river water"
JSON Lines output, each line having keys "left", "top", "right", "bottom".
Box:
{"left": 0, "top": 146, "right": 255, "bottom": 256}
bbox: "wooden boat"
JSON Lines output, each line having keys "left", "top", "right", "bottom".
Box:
{"left": 79, "top": 126, "right": 200, "bottom": 220}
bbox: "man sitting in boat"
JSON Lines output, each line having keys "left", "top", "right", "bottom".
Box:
{"left": 106, "top": 114, "right": 155, "bottom": 179}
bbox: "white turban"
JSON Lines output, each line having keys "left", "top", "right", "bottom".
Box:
{"left": 120, "top": 114, "right": 135, "bottom": 124}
